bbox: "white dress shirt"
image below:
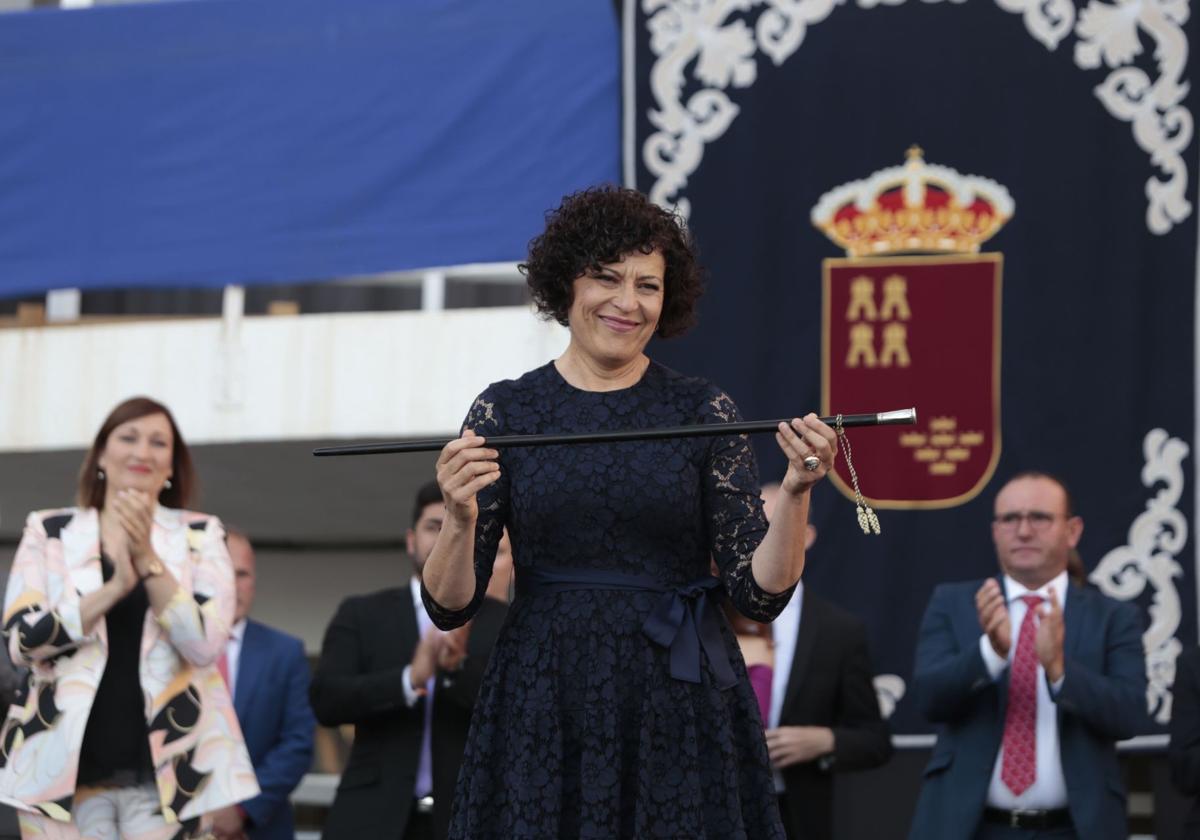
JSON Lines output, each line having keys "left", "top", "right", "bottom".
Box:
{"left": 768, "top": 581, "right": 804, "bottom": 793}
{"left": 224, "top": 619, "right": 247, "bottom": 702}
{"left": 980, "top": 570, "right": 1069, "bottom": 810}
{"left": 401, "top": 577, "right": 438, "bottom": 799}
{"left": 401, "top": 578, "right": 435, "bottom": 705}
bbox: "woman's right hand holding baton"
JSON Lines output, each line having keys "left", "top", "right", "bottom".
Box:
{"left": 422, "top": 430, "right": 501, "bottom": 613}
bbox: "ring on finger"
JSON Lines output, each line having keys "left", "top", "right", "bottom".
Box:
{"left": 803, "top": 456, "right": 820, "bottom": 471}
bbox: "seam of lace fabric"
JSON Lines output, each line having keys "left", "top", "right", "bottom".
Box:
{"left": 422, "top": 393, "right": 508, "bottom": 630}
{"left": 705, "top": 388, "right": 794, "bottom": 623}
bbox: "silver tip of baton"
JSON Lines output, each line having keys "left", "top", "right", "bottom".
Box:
{"left": 876, "top": 408, "right": 917, "bottom": 425}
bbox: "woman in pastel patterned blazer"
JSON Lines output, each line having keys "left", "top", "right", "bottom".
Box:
{"left": 0, "top": 397, "right": 259, "bottom": 840}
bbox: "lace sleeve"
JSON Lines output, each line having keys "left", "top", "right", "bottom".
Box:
{"left": 421, "top": 389, "right": 510, "bottom": 630}
{"left": 701, "top": 389, "right": 795, "bottom": 623}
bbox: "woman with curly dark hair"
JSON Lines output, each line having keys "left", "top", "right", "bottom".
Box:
{"left": 421, "top": 186, "right": 837, "bottom": 839}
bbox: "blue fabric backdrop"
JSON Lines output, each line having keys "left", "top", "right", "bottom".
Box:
{"left": 0, "top": 0, "right": 618, "bottom": 296}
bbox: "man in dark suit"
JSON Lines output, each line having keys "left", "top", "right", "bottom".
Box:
{"left": 756, "top": 484, "right": 893, "bottom": 839}
{"left": 210, "top": 530, "right": 316, "bottom": 840}
{"left": 909, "top": 471, "right": 1146, "bottom": 840}
{"left": 1169, "top": 643, "right": 1200, "bottom": 835}
{"left": 310, "top": 481, "right": 510, "bottom": 840}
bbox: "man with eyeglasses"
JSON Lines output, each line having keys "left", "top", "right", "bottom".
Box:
{"left": 908, "top": 471, "right": 1146, "bottom": 840}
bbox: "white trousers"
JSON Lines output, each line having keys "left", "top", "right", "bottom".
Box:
{"left": 17, "top": 784, "right": 208, "bottom": 840}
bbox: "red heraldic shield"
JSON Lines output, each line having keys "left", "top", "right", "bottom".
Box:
{"left": 822, "top": 254, "right": 1001, "bottom": 509}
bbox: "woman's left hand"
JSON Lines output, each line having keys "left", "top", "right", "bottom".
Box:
{"left": 776, "top": 413, "right": 837, "bottom": 496}
{"left": 110, "top": 489, "right": 157, "bottom": 565}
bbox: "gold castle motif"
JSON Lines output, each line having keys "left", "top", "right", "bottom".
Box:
{"left": 845, "top": 274, "right": 911, "bottom": 369}
{"left": 899, "top": 416, "right": 984, "bottom": 476}
{"left": 811, "top": 147, "right": 1014, "bottom": 257}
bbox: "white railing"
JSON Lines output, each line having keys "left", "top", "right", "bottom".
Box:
{"left": 23, "top": 263, "right": 526, "bottom": 326}
{"left": 1, "top": 302, "right": 567, "bottom": 452}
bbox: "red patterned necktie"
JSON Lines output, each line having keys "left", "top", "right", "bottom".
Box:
{"left": 1001, "top": 594, "right": 1043, "bottom": 796}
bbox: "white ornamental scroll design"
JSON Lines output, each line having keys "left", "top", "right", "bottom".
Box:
{"left": 641, "top": 0, "right": 1192, "bottom": 234}
{"left": 1089, "top": 429, "right": 1189, "bottom": 725}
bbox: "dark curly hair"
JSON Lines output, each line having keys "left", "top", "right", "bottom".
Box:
{"left": 521, "top": 186, "right": 704, "bottom": 338}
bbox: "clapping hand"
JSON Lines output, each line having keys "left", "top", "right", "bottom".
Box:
{"left": 110, "top": 489, "right": 165, "bottom": 581}
{"left": 110, "top": 489, "right": 157, "bottom": 567}
{"left": 975, "top": 579, "right": 1011, "bottom": 659}
{"left": 438, "top": 623, "right": 471, "bottom": 673}
{"left": 209, "top": 805, "right": 246, "bottom": 840}
{"left": 410, "top": 626, "right": 445, "bottom": 692}
{"left": 1035, "top": 588, "right": 1065, "bottom": 683}
{"left": 764, "top": 726, "right": 835, "bottom": 768}
{"left": 99, "top": 510, "right": 138, "bottom": 596}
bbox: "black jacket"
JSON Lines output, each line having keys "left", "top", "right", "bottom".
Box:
{"left": 310, "top": 587, "right": 423, "bottom": 840}
{"left": 309, "top": 584, "right": 507, "bottom": 840}
{"left": 1170, "top": 644, "right": 1200, "bottom": 833}
{"left": 776, "top": 590, "right": 893, "bottom": 839}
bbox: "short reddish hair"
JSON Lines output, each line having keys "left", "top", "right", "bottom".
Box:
{"left": 77, "top": 397, "right": 196, "bottom": 510}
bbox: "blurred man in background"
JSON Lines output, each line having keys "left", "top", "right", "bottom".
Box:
{"left": 311, "top": 481, "right": 510, "bottom": 840}
{"left": 909, "top": 472, "right": 1145, "bottom": 840}
{"left": 756, "top": 483, "right": 893, "bottom": 839}
{"left": 210, "top": 530, "right": 316, "bottom": 840}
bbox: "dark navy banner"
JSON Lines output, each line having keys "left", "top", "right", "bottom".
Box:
{"left": 0, "top": 0, "right": 618, "bottom": 296}
{"left": 628, "top": 0, "right": 1196, "bottom": 735}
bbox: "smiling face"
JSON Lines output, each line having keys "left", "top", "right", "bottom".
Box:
{"left": 97, "top": 412, "right": 174, "bottom": 500}
{"left": 991, "top": 476, "right": 1083, "bottom": 589}
{"left": 565, "top": 250, "right": 665, "bottom": 369}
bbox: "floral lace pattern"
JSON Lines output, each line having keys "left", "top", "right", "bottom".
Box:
{"left": 422, "top": 361, "right": 790, "bottom": 839}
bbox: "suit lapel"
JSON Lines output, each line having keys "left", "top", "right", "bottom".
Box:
{"left": 58, "top": 510, "right": 108, "bottom": 652}
{"left": 992, "top": 574, "right": 1011, "bottom": 723}
{"left": 149, "top": 506, "right": 186, "bottom": 584}
{"left": 234, "top": 621, "right": 261, "bottom": 719}
{"left": 62, "top": 509, "right": 103, "bottom": 598}
{"left": 398, "top": 583, "right": 420, "bottom": 654}
{"left": 1062, "top": 582, "right": 1082, "bottom": 662}
{"left": 781, "top": 589, "right": 819, "bottom": 719}
{"left": 1056, "top": 584, "right": 1084, "bottom": 729}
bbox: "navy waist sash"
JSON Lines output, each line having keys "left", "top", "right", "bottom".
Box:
{"left": 515, "top": 565, "right": 737, "bottom": 689}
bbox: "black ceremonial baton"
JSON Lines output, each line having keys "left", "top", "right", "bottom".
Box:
{"left": 311, "top": 408, "right": 917, "bottom": 457}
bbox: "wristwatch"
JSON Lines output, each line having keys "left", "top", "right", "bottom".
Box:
{"left": 141, "top": 555, "right": 164, "bottom": 579}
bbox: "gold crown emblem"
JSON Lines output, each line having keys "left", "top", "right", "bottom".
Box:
{"left": 928, "top": 416, "right": 957, "bottom": 432}
{"left": 811, "top": 147, "right": 1014, "bottom": 257}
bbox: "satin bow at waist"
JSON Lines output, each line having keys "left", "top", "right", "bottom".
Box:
{"left": 515, "top": 565, "right": 737, "bottom": 689}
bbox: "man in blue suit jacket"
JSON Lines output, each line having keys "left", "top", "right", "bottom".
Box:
{"left": 210, "top": 530, "right": 316, "bottom": 840}
{"left": 909, "top": 472, "right": 1145, "bottom": 840}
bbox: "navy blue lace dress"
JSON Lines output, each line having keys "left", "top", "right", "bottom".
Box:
{"left": 422, "top": 361, "right": 792, "bottom": 839}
